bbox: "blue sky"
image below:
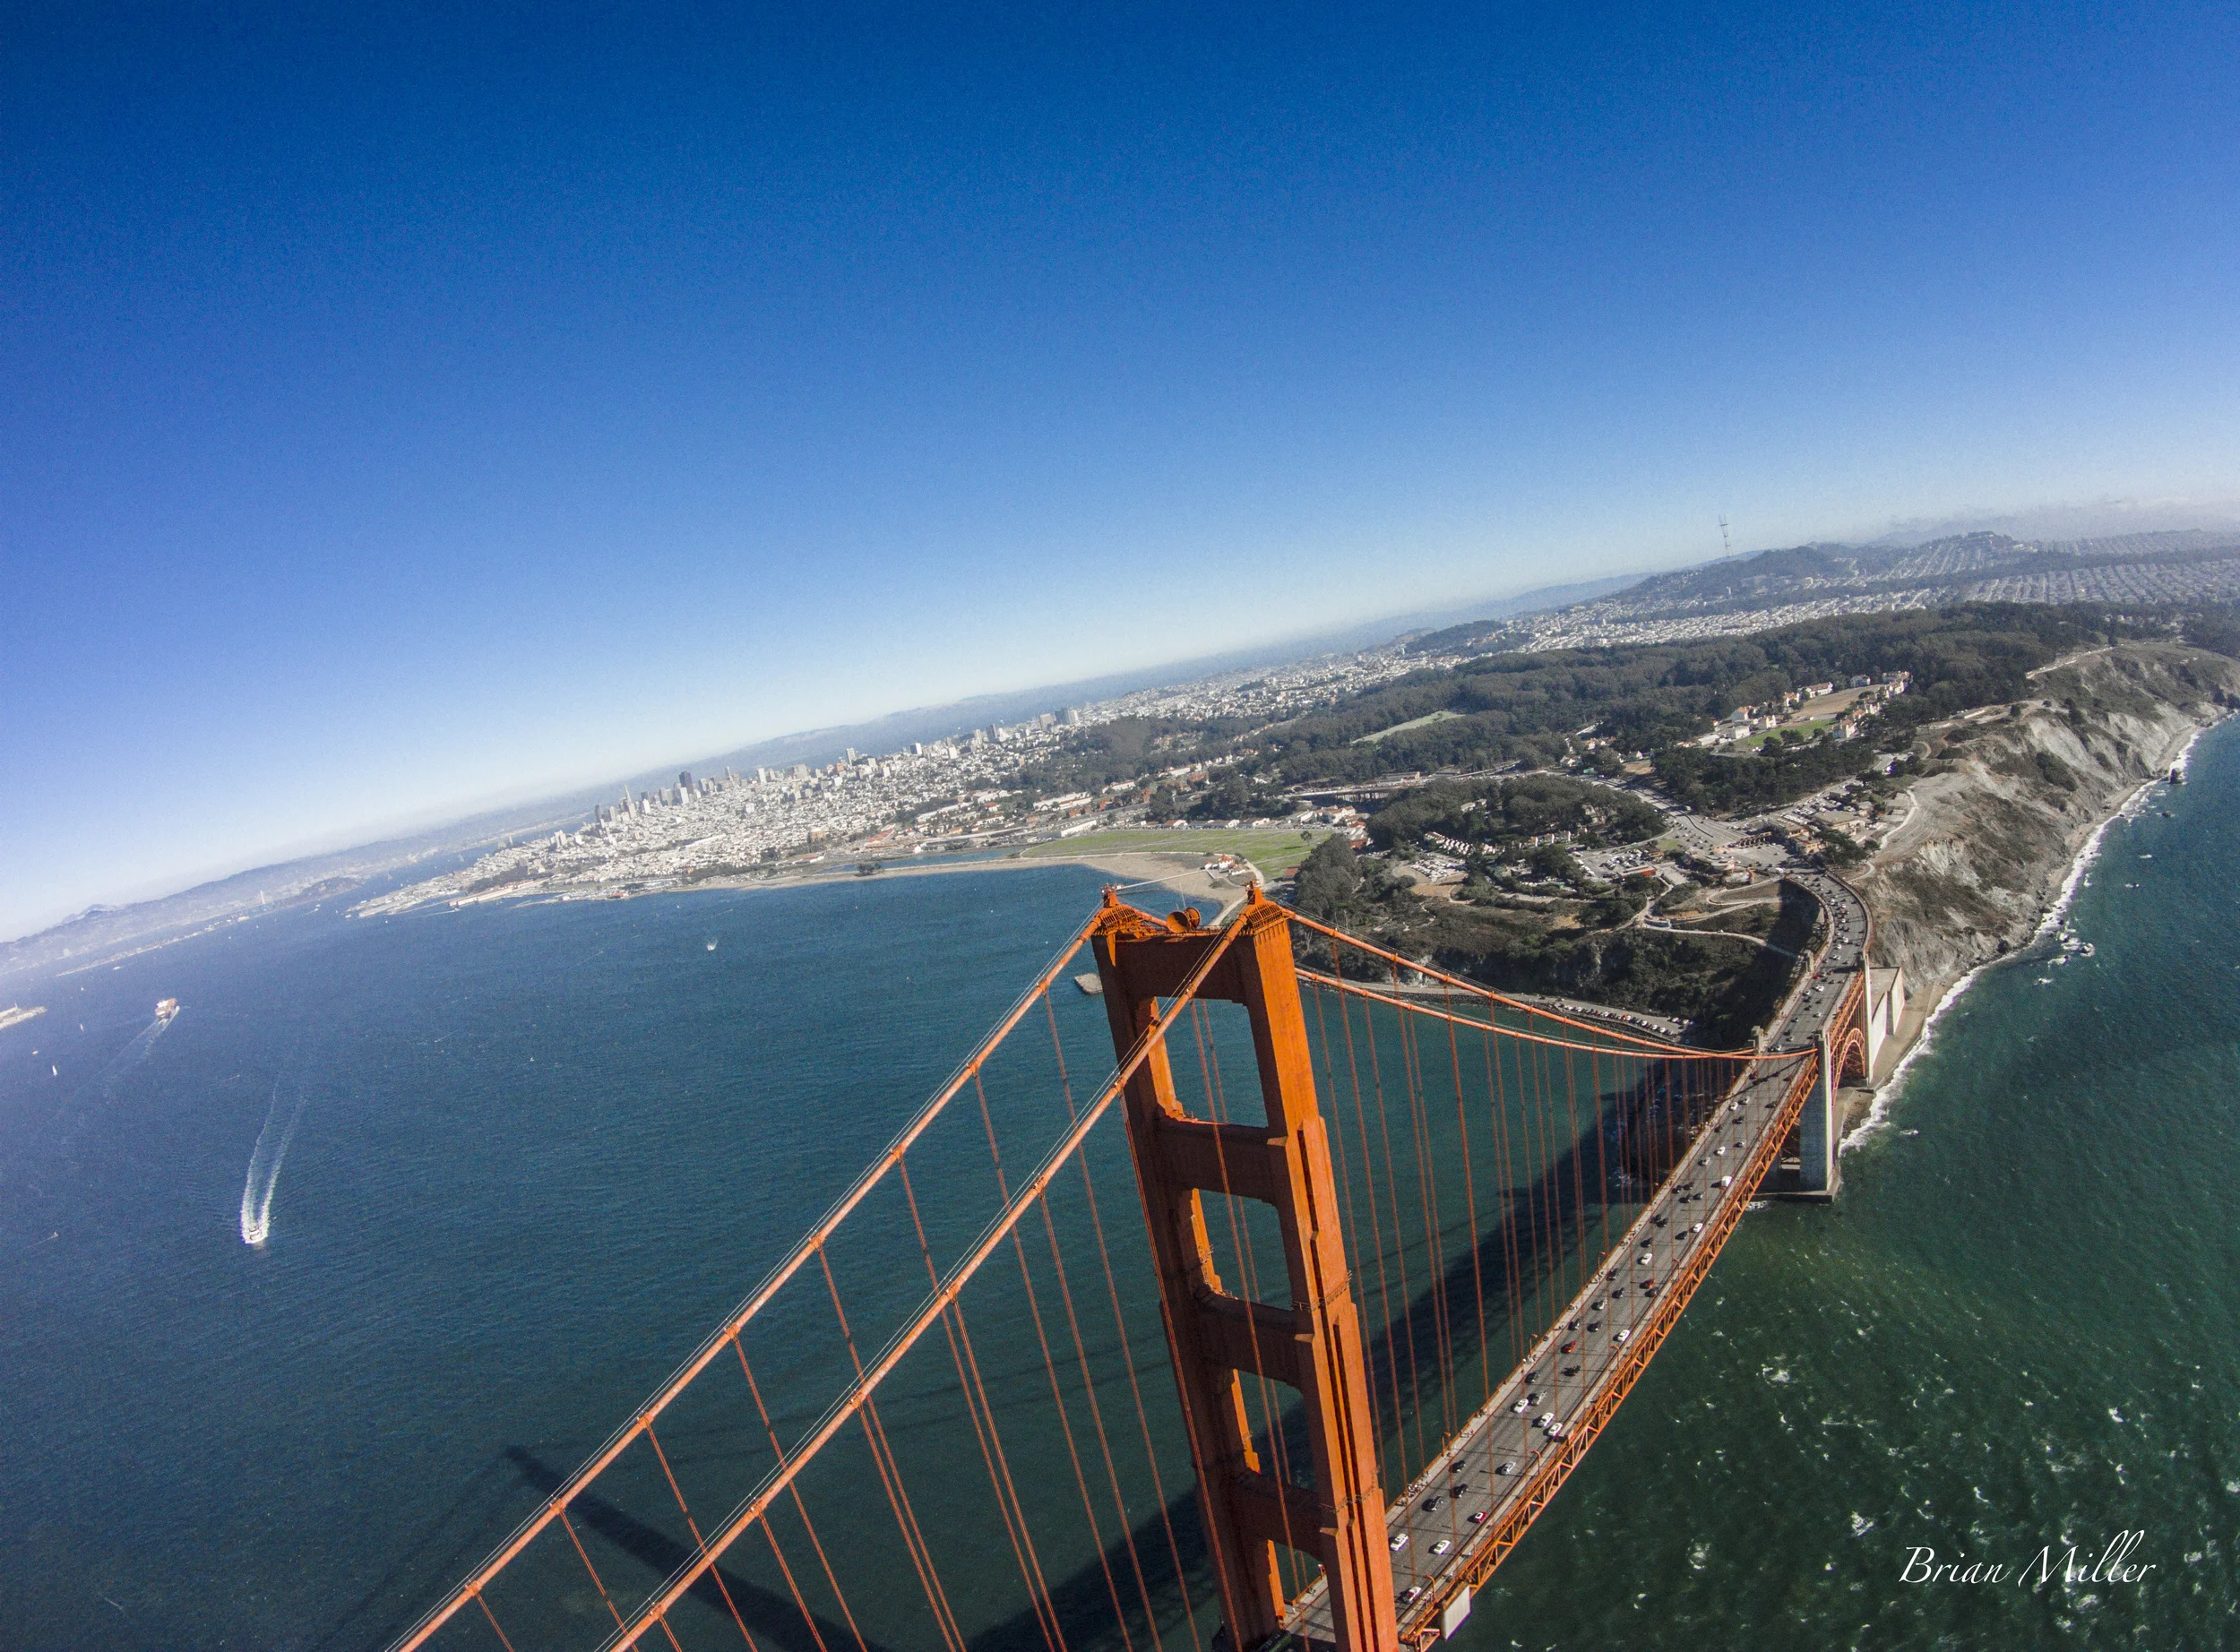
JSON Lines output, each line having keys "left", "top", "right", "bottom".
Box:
{"left": 4, "top": 3, "right": 2236, "bottom": 937}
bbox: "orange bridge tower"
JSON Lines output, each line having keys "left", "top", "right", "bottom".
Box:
{"left": 1091, "top": 890, "right": 1397, "bottom": 1652}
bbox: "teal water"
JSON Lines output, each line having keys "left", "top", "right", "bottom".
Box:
{"left": 0, "top": 865, "right": 1183, "bottom": 1650}
{"left": 1467, "top": 720, "right": 2240, "bottom": 1649}
{"left": 3, "top": 719, "right": 2236, "bottom": 1649}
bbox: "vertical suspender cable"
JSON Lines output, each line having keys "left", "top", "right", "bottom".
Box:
{"left": 975, "top": 1073, "right": 1141, "bottom": 1652}
{"left": 1044, "top": 993, "right": 1204, "bottom": 1652}
{"left": 1361, "top": 968, "right": 1427, "bottom": 1482}
{"left": 893, "top": 1157, "right": 1067, "bottom": 1652}
{"left": 642, "top": 1421, "right": 760, "bottom": 1647}
{"left": 1330, "top": 936, "right": 1407, "bottom": 1468}
{"left": 1439, "top": 982, "right": 1491, "bottom": 1410}
{"left": 731, "top": 1338, "right": 861, "bottom": 1652}
{"left": 814, "top": 1250, "right": 969, "bottom": 1652}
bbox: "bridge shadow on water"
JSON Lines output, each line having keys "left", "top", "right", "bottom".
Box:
{"left": 355, "top": 1106, "right": 1720, "bottom": 1652}
{"left": 361, "top": 1021, "right": 1772, "bottom": 1651}
{"left": 501, "top": 1444, "right": 1216, "bottom": 1652}
{"left": 940, "top": 1070, "right": 1739, "bottom": 1652}
{"left": 496, "top": 1445, "right": 911, "bottom": 1652}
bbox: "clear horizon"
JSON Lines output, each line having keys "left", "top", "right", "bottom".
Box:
{"left": 7, "top": 4, "right": 2238, "bottom": 939}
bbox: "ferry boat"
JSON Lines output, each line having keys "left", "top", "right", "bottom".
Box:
{"left": 155, "top": 997, "right": 180, "bottom": 1025}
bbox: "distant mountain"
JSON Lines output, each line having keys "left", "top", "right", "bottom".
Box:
{"left": 0, "top": 570, "right": 1637, "bottom": 961}
{"left": 641, "top": 572, "right": 1641, "bottom": 785}
{"left": 0, "top": 800, "right": 593, "bottom": 985}
{"left": 1406, "top": 529, "right": 2240, "bottom": 657}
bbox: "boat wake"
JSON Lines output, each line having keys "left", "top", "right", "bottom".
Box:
{"left": 56, "top": 1005, "right": 180, "bottom": 1153}
{"left": 239, "top": 1070, "right": 311, "bottom": 1247}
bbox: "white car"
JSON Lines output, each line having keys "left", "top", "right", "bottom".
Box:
{"left": 1615, "top": 1328, "right": 1632, "bottom": 1344}
{"left": 1391, "top": 1532, "right": 1409, "bottom": 1553}
{"left": 1431, "top": 1539, "right": 1452, "bottom": 1556}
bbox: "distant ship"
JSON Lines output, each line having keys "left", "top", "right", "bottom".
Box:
{"left": 155, "top": 998, "right": 180, "bottom": 1025}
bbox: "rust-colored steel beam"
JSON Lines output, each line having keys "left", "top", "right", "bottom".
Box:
{"left": 1094, "top": 889, "right": 1398, "bottom": 1652}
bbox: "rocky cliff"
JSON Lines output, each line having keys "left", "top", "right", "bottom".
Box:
{"left": 1857, "top": 642, "right": 2240, "bottom": 994}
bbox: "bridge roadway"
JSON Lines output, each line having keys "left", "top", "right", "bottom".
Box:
{"left": 1289, "top": 871, "right": 1868, "bottom": 1648}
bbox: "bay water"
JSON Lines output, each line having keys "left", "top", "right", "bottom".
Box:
{"left": 3, "top": 720, "right": 2236, "bottom": 1649}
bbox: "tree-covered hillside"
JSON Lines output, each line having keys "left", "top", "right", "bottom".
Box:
{"left": 1259, "top": 605, "right": 2133, "bottom": 802}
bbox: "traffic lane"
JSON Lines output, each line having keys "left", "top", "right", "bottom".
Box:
{"left": 1373, "top": 1054, "right": 1806, "bottom": 1610}
{"left": 1328, "top": 889, "right": 1862, "bottom": 1623}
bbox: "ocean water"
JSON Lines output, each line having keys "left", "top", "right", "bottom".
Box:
{"left": 1461, "top": 720, "right": 2240, "bottom": 1649}
{"left": 0, "top": 863, "right": 1173, "bottom": 1650}
{"left": 2, "top": 721, "right": 2236, "bottom": 1650}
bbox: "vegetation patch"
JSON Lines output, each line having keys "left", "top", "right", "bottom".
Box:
{"left": 1018, "top": 827, "right": 1331, "bottom": 876}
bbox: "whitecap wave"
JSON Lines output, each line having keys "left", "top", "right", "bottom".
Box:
{"left": 1854, "top": 749, "right": 2186, "bottom": 1155}
{"left": 2034, "top": 813, "right": 2119, "bottom": 942}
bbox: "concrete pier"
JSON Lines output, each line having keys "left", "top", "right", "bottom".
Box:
{"left": 1794, "top": 1026, "right": 1839, "bottom": 1199}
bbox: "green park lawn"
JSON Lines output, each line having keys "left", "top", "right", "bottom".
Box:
{"left": 1351, "top": 708, "right": 1463, "bottom": 744}
{"left": 1733, "top": 716, "right": 1836, "bottom": 751}
{"left": 1019, "top": 826, "right": 1333, "bottom": 877}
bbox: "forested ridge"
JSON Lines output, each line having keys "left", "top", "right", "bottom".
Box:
{"left": 1259, "top": 605, "right": 2132, "bottom": 795}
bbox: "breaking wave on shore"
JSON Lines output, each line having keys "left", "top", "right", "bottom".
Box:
{"left": 1840, "top": 959, "right": 1986, "bottom": 1155}
{"left": 1851, "top": 723, "right": 2213, "bottom": 1155}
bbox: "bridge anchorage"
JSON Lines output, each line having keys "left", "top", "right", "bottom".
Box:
{"left": 388, "top": 874, "right": 1869, "bottom": 1652}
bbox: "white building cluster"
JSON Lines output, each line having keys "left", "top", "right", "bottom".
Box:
{"left": 1692, "top": 673, "right": 1909, "bottom": 749}
{"left": 357, "top": 645, "right": 1434, "bottom": 913}
{"left": 1490, "top": 555, "right": 2240, "bottom": 657}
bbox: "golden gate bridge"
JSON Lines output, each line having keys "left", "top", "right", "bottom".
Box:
{"left": 387, "top": 877, "right": 1870, "bottom": 1652}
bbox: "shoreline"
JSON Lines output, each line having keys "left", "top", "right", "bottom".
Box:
{"left": 1839, "top": 961, "right": 1986, "bottom": 1155}
{"left": 1841, "top": 704, "right": 2227, "bottom": 1152}
{"left": 463, "top": 847, "right": 1259, "bottom": 923}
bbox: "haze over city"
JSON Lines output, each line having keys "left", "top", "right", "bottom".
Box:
{"left": 6, "top": 4, "right": 2237, "bottom": 937}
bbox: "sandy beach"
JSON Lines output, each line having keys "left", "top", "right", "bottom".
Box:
{"left": 523, "top": 846, "right": 1260, "bottom": 921}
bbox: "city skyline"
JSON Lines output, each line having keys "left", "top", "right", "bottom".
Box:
{"left": 7, "top": 4, "right": 2238, "bottom": 937}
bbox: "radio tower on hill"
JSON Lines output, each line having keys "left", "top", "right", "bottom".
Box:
{"left": 1719, "top": 513, "right": 1733, "bottom": 558}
